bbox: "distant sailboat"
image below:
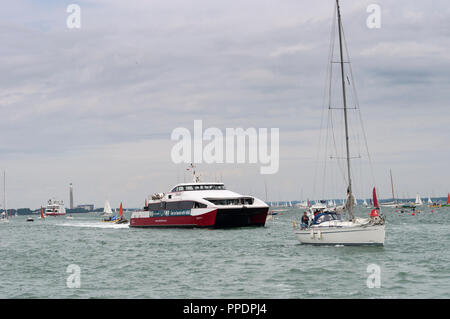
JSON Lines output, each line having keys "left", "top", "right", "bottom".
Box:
{"left": 1, "top": 171, "right": 9, "bottom": 223}
{"left": 102, "top": 200, "right": 113, "bottom": 216}
{"left": 0, "top": 211, "right": 8, "bottom": 223}
{"left": 101, "top": 200, "right": 117, "bottom": 222}
{"left": 444, "top": 193, "right": 450, "bottom": 207}
{"left": 38, "top": 206, "right": 45, "bottom": 219}
{"left": 296, "top": 198, "right": 310, "bottom": 208}
{"left": 430, "top": 193, "right": 446, "bottom": 208}
{"left": 380, "top": 169, "right": 399, "bottom": 208}
{"left": 415, "top": 194, "right": 423, "bottom": 206}
{"left": 114, "top": 202, "right": 128, "bottom": 224}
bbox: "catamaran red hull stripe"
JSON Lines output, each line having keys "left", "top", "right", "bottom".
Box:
{"left": 129, "top": 207, "right": 268, "bottom": 228}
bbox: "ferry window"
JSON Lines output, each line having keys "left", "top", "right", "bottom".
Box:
{"left": 148, "top": 203, "right": 160, "bottom": 211}
{"left": 193, "top": 202, "right": 206, "bottom": 208}
{"left": 185, "top": 185, "right": 194, "bottom": 191}
{"left": 166, "top": 202, "right": 178, "bottom": 210}
{"left": 179, "top": 201, "right": 193, "bottom": 210}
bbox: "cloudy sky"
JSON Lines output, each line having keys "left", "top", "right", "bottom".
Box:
{"left": 1, "top": 0, "right": 449, "bottom": 209}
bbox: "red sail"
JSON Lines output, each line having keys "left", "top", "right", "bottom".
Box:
{"left": 40, "top": 206, "right": 45, "bottom": 219}
{"left": 119, "top": 202, "right": 123, "bottom": 217}
{"left": 447, "top": 193, "right": 450, "bottom": 205}
{"left": 373, "top": 187, "right": 379, "bottom": 209}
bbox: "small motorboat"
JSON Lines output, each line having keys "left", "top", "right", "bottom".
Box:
{"left": 26, "top": 217, "right": 34, "bottom": 222}
{"left": 66, "top": 215, "right": 74, "bottom": 219}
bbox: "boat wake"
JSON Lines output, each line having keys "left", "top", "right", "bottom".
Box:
{"left": 55, "top": 222, "right": 129, "bottom": 229}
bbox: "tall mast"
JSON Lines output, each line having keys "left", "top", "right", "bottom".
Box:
{"left": 390, "top": 169, "right": 396, "bottom": 202}
{"left": 336, "top": 0, "right": 354, "bottom": 220}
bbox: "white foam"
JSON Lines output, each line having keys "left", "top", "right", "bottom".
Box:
{"left": 56, "top": 222, "right": 129, "bottom": 229}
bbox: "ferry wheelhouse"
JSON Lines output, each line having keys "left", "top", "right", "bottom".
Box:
{"left": 129, "top": 182, "right": 269, "bottom": 228}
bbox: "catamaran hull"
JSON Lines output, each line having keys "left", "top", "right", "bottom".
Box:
{"left": 295, "top": 225, "right": 385, "bottom": 246}
{"left": 129, "top": 207, "right": 268, "bottom": 228}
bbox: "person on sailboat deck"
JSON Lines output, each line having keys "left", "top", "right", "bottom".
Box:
{"left": 301, "top": 212, "right": 310, "bottom": 229}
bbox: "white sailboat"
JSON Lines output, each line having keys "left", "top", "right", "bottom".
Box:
{"left": 415, "top": 194, "right": 423, "bottom": 206}
{"left": 0, "top": 211, "right": 8, "bottom": 223}
{"left": 1, "top": 171, "right": 9, "bottom": 224}
{"left": 296, "top": 198, "right": 310, "bottom": 208}
{"left": 101, "top": 200, "right": 113, "bottom": 216}
{"left": 294, "top": 0, "right": 385, "bottom": 246}
{"left": 380, "top": 169, "right": 400, "bottom": 208}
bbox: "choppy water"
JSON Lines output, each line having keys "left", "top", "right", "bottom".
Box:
{"left": 1, "top": 206, "right": 449, "bottom": 299}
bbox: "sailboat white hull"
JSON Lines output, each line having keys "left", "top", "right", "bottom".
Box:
{"left": 295, "top": 224, "right": 385, "bottom": 246}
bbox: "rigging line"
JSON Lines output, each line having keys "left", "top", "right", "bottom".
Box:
{"left": 322, "top": 4, "right": 338, "bottom": 200}
{"left": 341, "top": 23, "right": 378, "bottom": 190}
{"left": 329, "top": 108, "right": 348, "bottom": 184}
{"left": 312, "top": 2, "right": 337, "bottom": 200}
{"left": 328, "top": 11, "right": 336, "bottom": 109}
{"left": 321, "top": 109, "right": 332, "bottom": 200}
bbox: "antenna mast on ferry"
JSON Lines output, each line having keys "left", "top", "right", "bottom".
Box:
{"left": 189, "top": 163, "right": 201, "bottom": 183}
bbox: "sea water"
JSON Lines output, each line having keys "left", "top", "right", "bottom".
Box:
{"left": 0, "top": 207, "right": 449, "bottom": 298}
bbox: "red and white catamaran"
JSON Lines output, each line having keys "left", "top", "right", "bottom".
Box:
{"left": 130, "top": 166, "right": 269, "bottom": 228}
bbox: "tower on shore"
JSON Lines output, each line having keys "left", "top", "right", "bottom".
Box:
{"left": 69, "top": 183, "right": 73, "bottom": 209}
